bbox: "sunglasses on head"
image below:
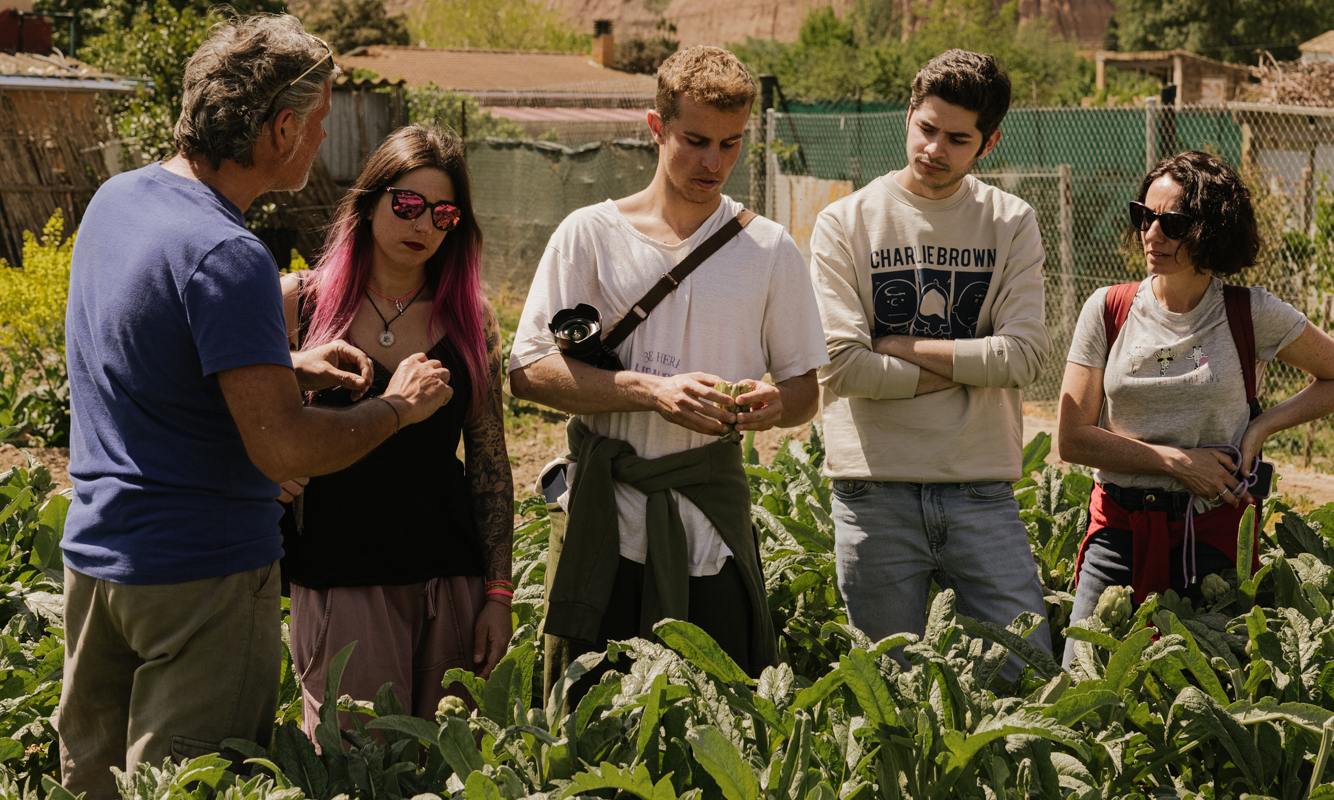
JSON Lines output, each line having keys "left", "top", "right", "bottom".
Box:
{"left": 386, "top": 188, "right": 462, "bottom": 232}
{"left": 1129, "top": 201, "right": 1194, "bottom": 240}
{"left": 263, "top": 39, "right": 335, "bottom": 123}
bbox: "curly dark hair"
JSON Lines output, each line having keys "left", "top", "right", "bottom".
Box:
{"left": 1123, "top": 150, "right": 1260, "bottom": 276}
{"left": 910, "top": 50, "right": 1011, "bottom": 144}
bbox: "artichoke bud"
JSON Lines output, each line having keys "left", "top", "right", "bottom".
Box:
{"left": 1201, "top": 573, "right": 1230, "bottom": 604}
{"left": 712, "top": 381, "right": 750, "bottom": 444}
{"left": 1096, "top": 585, "right": 1133, "bottom": 628}
{"left": 527, "top": 708, "right": 547, "bottom": 729}
{"left": 436, "top": 695, "right": 469, "bottom": 723}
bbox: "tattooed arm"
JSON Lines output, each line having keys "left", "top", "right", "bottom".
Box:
{"left": 464, "top": 302, "right": 514, "bottom": 677}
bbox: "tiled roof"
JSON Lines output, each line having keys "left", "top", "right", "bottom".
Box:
{"left": 1300, "top": 31, "right": 1334, "bottom": 54}
{"left": 0, "top": 51, "right": 118, "bottom": 79}
{"left": 483, "top": 106, "right": 648, "bottom": 121}
{"left": 336, "top": 46, "right": 656, "bottom": 96}
{"left": 0, "top": 51, "right": 135, "bottom": 91}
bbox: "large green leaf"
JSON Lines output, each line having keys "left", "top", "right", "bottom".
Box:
{"left": 837, "top": 650, "right": 898, "bottom": 728}
{"left": 1238, "top": 504, "right": 1256, "bottom": 583}
{"left": 939, "top": 711, "right": 1089, "bottom": 784}
{"left": 1160, "top": 612, "right": 1230, "bottom": 705}
{"left": 655, "top": 620, "right": 753, "bottom": 686}
{"left": 464, "top": 771, "right": 505, "bottom": 800}
{"left": 1042, "top": 688, "right": 1123, "bottom": 727}
{"left": 1227, "top": 697, "right": 1334, "bottom": 734}
{"left": 438, "top": 716, "right": 484, "bottom": 778}
{"left": 955, "top": 615, "right": 1061, "bottom": 679}
{"left": 560, "top": 761, "right": 678, "bottom": 800}
{"left": 317, "top": 641, "right": 357, "bottom": 759}
{"left": 685, "top": 726, "right": 760, "bottom": 800}
{"left": 1021, "top": 432, "right": 1051, "bottom": 477}
{"left": 1167, "top": 686, "right": 1265, "bottom": 788}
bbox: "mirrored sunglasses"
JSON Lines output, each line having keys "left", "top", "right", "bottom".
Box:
{"left": 1129, "top": 201, "right": 1194, "bottom": 240}
{"left": 386, "top": 188, "right": 462, "bottom": 232}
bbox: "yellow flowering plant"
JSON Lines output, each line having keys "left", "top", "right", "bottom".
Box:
{"left": 0, "top": 210, "right": 73, "bottom": 446}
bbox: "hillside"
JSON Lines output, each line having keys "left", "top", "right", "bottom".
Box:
{"left": 387, "top": 0, "right": 1114, "bottom": 49}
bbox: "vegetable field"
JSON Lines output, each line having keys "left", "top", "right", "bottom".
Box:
{"left": 8, "top": 428, "right": 1334, "bottom": 799}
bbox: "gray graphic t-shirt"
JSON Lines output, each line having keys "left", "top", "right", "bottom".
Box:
{"left": 1067, "top": 276, "right": 1306, "bottom": 496}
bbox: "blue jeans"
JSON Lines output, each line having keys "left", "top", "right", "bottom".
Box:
{"left": 831, "top": 480, "right": 1051, "bottom": 680}
{"left": 1062, "top": 528, "right": 1232, "bottom": 669}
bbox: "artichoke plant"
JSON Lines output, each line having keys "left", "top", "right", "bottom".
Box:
{"left": 1096, "top": 584, "right": 1133, "bottom": 628}
{"left": 1201, "top": 572, "right": 1231, "bottom": 604}
{"left": 713, "top": 381, "right": 750, "bottom": 444}
{"left": 435, "top": 694, "right": 468, "bottom": 723}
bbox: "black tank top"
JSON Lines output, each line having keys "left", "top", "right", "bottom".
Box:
{"left": 280, "top": 289, "right": 485, "bottom": 588}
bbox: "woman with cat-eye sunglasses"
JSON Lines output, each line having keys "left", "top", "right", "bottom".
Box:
{"left": 274, "top": 125, "right": 513, "bottom": 739}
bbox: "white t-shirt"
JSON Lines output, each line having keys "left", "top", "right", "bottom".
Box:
{"left": 510, "top": 196, "right": 829, "bottom": 575}
{"left": 1066, "top": 276, "right": 1307, "bottom": 498}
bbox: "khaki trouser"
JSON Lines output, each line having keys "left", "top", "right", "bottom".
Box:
{"left": 57, "top": 562, "right": 283, "bottom": 800}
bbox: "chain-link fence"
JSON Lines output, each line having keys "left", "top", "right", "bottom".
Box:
{"left": 467, "top": 132, "right": 751, "bottom": 293}
{"left": 764, "top": 103, "right": 1334, "bottom": 404}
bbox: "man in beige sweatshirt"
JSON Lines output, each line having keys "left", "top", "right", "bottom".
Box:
{"left": 808, "top": 50, "right": 1052, "bottom": 676}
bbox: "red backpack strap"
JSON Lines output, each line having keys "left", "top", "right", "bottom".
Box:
{"left": 1102, "top": 283, "right": 1139, "bottom": 359}
{"left": 1223, "top": 284, "right": 1260, "bottom": 420}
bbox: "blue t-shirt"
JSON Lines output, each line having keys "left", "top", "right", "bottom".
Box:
{"left": 63, "top": 164, "right": 293, "bottom": 584}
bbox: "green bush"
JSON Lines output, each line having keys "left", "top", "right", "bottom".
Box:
{"left": 0, "top": 211, "right": 73, "bottom": 448}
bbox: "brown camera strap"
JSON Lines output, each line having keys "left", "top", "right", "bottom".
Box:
{"left": 602, "top": 209, "right": 757, "bottom": 351}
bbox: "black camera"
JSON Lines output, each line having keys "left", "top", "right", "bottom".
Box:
{"left": 550, "top": 304, "right": 624, "bottom": 371}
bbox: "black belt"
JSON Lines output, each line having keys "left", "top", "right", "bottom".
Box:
{"left": 1100, "top": 483, "right": 1193, "bottom": 521}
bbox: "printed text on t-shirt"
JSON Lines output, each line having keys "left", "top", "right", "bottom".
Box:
{"left": 633, "top": 349, "right": 682, "bottom": 377}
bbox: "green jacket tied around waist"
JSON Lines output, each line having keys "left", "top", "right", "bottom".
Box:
{"left": 544, "top": 417, "right": 777, "bottom": 674}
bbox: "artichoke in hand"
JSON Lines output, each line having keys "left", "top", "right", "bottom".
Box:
{"left": 713, "top": 381, "right": 750, "bottom": 444}
{"left": 1096, "top": 584, "right": 1133, "bottom": 629}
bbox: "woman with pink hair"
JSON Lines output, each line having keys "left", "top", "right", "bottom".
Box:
{"left": 279, "top": 125, "right": 512, "bottom": 731}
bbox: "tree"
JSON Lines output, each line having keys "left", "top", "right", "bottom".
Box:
{"left": 290, "top": 0, "right": 410, "bottom": 54}
{"left": 1114, "top": 0, "right": 1334, "bottom": 62}
{"left": 406, "top": 0, "right": 589, "bottom": 52}
{"left": 731, "top": 0, "right": 1092, "bottom": 106}
{"left": 33, "top": 0, "right": 282, "bottom": 60}
{"left": 407, "top": 84, "right": 528, "bottom": 140}
{"left": 614, "top": 18, "right": 679, "bottom": 75}
{"left": 80, "top": 0, "right": 222, "bottom": 165}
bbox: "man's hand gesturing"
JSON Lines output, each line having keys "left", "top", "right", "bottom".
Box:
{"left": 382, "top": 353, "right": 453, "bottom": 427}
{"left": 651, "top": 372, "right": 737, "bottom": 435}
{"left": 293, "top": 340, "right": 375, "bottom": 399}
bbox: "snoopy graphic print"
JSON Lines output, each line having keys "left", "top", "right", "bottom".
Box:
{"left": 868, "top": 244, "right": 998, "bottom": 338}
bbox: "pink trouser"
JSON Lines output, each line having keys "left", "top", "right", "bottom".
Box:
{"left": 289, "top": 576, "right": 485, "bottom": 735}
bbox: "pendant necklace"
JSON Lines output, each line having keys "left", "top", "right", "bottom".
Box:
{"left": 366, "top": 283, "right": 426, "bottom": 347}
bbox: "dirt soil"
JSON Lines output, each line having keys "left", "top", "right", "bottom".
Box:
{"left": 0, "top": 444, "right": 69, "bottom": 488}
{"left": 9, "top": 403, "right": 1334, "bottom": 512}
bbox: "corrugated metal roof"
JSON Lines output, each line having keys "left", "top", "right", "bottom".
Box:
{"left": 0, "top": 51, "right": 135, "bottom": 92}
{"left": 483, "top": 106, "right": 649, "bottom": 121}
{"left": 336, "top": 45, "right": 656, "bottom": 95}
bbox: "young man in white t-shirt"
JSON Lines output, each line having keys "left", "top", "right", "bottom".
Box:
{"left": 808, "top": 50, "right": 1053, "bottom": 676}
{"left": 509, "top": 47, "right": 828, "bottom": 683}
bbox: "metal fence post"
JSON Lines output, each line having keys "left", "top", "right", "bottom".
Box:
{"left": 1058, "top": 163, "right": 1076, "bottom": 346}
{"left": 1145, "top": 96, "right": 1159, "bottom": 171}
{"left": 766, "top": 108, "right": 777, "bottom": 226}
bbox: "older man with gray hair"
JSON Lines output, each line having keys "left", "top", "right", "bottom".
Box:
{"left": 58, "top": 14, "right": 453, "bottom": 796}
